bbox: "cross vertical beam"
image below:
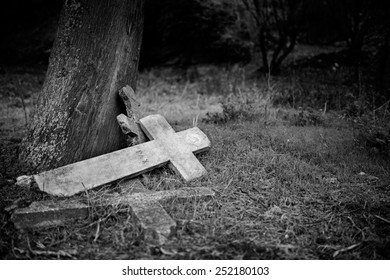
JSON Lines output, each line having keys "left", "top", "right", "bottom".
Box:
{"left": 140, "top": 115, "right": 209, "bottom": 181}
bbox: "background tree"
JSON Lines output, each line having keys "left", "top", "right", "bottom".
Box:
{"left": 140, "top": 0, "right": 252, "bottom": 68}
{"left": 335, "top": 0, "right": 390, "bottom": 99}
{"left": 241, "top": 0, "right": 303, "bottom": 74}
{"left": 337, "top": 0, "right": 371, "bottom": 82}
{"left": 363, "top": 1, "right": 390, "bottom": 99}
{"left": 19, "top": 0, "right": 145, "bottom": 172}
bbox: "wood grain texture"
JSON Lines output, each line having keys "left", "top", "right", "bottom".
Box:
{"left": 11, "top": 186, "right": 214, "bottom": 245}
{"left": 20, "top": 0, "right": 145, "bottom": 172}
{"left": 34, "top": 114, "right": 210, "bottom": 196}
{"left": 34, "top": 140, "right": 167, "bottom": 196}
{"left": 118, "top": 85, "right": 146, "bottom": 144}
{"left": 139, "top": 114, "right": 210, "bottom": 181}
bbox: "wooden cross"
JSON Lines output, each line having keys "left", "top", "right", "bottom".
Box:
{"left": 34, "top": 114, "right": 210, "bottom": 196}
{"left": 11, "top": 179, "right": 214, "bottom": 245}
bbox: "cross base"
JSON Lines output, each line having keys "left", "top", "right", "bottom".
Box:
{"left": 11, "top": 179, "right": 214, "bottom": 245}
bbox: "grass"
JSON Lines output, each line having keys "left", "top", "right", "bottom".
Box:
{"left": 0, "top": 59, "right": 390, "bottom": 259}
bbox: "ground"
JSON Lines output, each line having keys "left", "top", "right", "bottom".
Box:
{"left": 0, "top": 45, "right": 390, "bottom": 259}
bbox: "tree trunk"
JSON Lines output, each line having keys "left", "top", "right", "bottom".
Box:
{"left": 20, "top": 0, "right": 145, "bottom": 172}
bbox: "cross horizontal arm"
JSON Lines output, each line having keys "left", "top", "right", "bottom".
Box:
{"left": 34, "top": 140, "right": 168, "bottom": 196}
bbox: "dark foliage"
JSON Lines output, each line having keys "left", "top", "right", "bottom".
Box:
{"left": 140, "top": 0, "right": 252, "bottom": 68}
{"left": 0, "top": 0, "right": 62, "bottom": 67}
{"left": 241, "top": 0, "right": 304, "bottom": 74}
{"left": 0, "top": 0, "right": 389, "bottom": 102}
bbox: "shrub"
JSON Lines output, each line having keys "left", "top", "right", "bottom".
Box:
{"left": 291, "top": 108, "right": 325, "bottom": 126}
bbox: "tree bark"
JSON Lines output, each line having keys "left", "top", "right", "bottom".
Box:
{"left": 20, "top": 0, "right": 145, "bottom": 172}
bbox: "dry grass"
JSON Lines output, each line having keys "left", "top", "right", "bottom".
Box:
{"left": 0, "top": 63, "right": 389, "bottom": 260}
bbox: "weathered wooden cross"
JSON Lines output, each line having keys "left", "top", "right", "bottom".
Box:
{"left": 12, "top": 179, "right": 213, "bottom": 244}
{"left": 12, "top": 89, "right": 213, "bottom": 244}
{"left": 34, "top": 114, "right": 210, "bottom": 197}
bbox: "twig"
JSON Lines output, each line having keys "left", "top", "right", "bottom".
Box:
{"left": 82, "top": 182, "right": 95, "bottom": 220}
{"left": 25, "top": 235, "right": 76, "bottom": 258}
{"left": 373, "top": 100, "right": 390, "bottom": 112}
{"left": 374, "top": 215, "right": 390, "bottom": 224}
{"left": 223, "top": 178, "right": 233, "bottom": 192}
{"left": 347, "top": 216, "right": 365, "bottom": 241}
{"left": 33, "top": 249, "right": 75, "bottom": 258}
{"left": 16, "top": 247, "right": 76, "bottom": 258}
{"left": 333, "top": 243, "right": 361, "bottom": 258}
{"left": 193, "top": 115, "right": 199, "bottom": 127}
{"left": 318, "top": 244, "right": 340, "bottom": 252}
{"left": 322, "top": 101, "right": 327, "bottom": 116}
